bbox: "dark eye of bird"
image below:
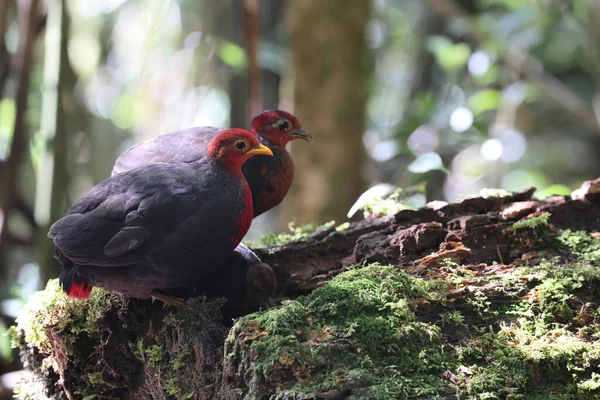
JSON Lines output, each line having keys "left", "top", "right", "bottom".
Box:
{"left": 234, "top": 140, "right": 247, "bottom": 150}
{"left": 276, "top": 119, "right": 290, "bottom": 131}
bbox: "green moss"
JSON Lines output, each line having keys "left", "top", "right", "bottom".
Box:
{"left": 146, "top": 344, "right": 164, "bottom": 367}
{"left": 513, "top": 212, "right": 551, "bottom": 230}
{"left": 440, "top": 310, "right": 465, "bottom": 326}
{"left": 10, "top": 279, "right": 120, "bottom": 361}
{"left": 335, "top": 222, "right": 351, "bottom": 232}
{"left": 11, "top": 279, "right": 226, "bottom": 399}
{"left": 509, "top": 212, "right": 554, "bottom": 248}
{"left": 166, "top": 378, "right": 180, "bottom": 395}
{"left": 556, "top": 229, "right": 600, "bottom": 265}
{"left": 449, "top": 256, "right": 600, "bottom": 399}
{"left": 171, "top": 348, "right": 193, "bottom": 370}
{"left": 10, "top": 279, "right": 68, "bottom": 352}
{"left": 13, "top": 224, "right": 600, "bottom": 399}
{"left": 136, "top": 303, "right": 225, "bottom": 398}
{"left": 12, "top": 373, "right": 51, "bottom": 400}
{"left": 253, "top": 300, "right": 307, "bottom": 334}
{"left": 453, "top": 320, "right": 600, "bottom": 399}
{"left": 230, "top": 255, "right": 600, "bottom": 399}
{"left": 8, "top": 281, "right": 135, "bottom": 398}
{"left": 231, "top": 264, "right": 451, "bottom": 398}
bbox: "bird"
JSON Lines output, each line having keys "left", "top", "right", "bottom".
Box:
{"left": 111, "top": 110, "right": 312, "bottom": 217}
{"left": 48, "top": 129, "right": 273, "bottom": 302}
{"left": 107, "top": 111, "right": 307, "bottom": 310}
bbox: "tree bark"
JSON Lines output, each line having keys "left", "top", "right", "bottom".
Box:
{"left": 279, "top": 0, "right": 371, "bottom": 226}
{"left": 10, "top": 178, "right": 600, "bottom": 399}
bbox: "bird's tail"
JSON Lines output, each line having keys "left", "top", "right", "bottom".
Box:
{"left": 55, "top": 248, "right": 92, "bottom": 300}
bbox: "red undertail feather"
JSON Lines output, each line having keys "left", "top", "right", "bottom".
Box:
{"left": 231, "top": 183, "right": 254, "bottom": 249}
{"left": 68, "top": 280, "right": 93, "bottom": 299}
{"left": 57, "top": 250, "right": 93, "bottom": 299}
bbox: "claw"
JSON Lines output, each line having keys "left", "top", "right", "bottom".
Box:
{"left": 150, "top": 290, "right": 187, "bottom": 309}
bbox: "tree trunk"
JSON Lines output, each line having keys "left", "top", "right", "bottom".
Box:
{"left": 279, "top": 0, "right": 371, "bottom": 226}
{"left": 34, "top": 0, "right": 69, "bottom": 280}
{"left": 10, "top": 178, "right": 600, "bottom": 399}
{"left": 0, "top": 0, "right": 40, "bottom": 277}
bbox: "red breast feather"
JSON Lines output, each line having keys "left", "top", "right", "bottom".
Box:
{"left": 242, "top": 138, "right": 294, "bottom": 217}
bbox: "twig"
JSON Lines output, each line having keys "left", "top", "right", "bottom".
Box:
{"left": 426, "top": 0, "right": 600, "bottom": 134}
{"left": 244, "top": 0, "right": 261, "bottom": 118}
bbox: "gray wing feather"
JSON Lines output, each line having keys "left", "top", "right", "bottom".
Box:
{"left": 111, "top": 126, "right": 222, "bottom": 176}
{"left": 103, "top": 211, "right": 151, "bottom": 257}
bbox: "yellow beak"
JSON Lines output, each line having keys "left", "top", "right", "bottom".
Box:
{"left": 247, "top": 143, "right": 273, "bottom": 157}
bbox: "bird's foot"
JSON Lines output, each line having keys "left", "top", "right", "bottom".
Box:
{"left": 150, "top": 290, "right": 187, "bottom": 309}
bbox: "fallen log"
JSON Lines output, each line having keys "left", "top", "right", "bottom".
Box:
{"left": 10, "top": 178, "right": 600, "bottom": 399}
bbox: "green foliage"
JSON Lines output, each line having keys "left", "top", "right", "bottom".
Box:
{"left": 537, "top": 184, "right": 572, "bottom": 198}
{"left": 467, "top": 89, "right": 502, "bottom": 116}
{"left": 0, "top": 98, "right": 16, "bottom": 158}
{"left": 0, "top": 320, "right": 11, "bottom": 363}
{"left": 427, "top": 36, "right": 472, "bottom": 71}
{"left": 111, "top": 94, "right": 144, "bottom": 130}
{"left": 218, "top": 41, "right": 247, "bottom": 69}
{"left": 408, "top": 152, "right": 447, "bottom": 174}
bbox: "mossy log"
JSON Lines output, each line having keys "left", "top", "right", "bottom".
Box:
{"left": 10, "top": 178, "right": 600, "bottom": 399}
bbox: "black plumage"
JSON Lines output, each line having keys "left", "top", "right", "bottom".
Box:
{"left": 168, "top": 243, "right": 277, "bottom": 322}
{"left": 49, "top": 129, "right": 269, "bottom": 299}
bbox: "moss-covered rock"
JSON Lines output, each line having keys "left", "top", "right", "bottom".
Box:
{"left": 10, "top": 281, "right": 228, "bottom": 400}
{"left": 222, "top": 230, "right": 600, "bottom": 399}
{"left": 223, "top": 265, "right": 449, "bottom": 399}
{"left": 9, "top": 185, "right": 600, "bottom": 399}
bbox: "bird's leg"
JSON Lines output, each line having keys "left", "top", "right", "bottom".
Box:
{"left": 150, "top": 290, "right": 187, "bottom": 309}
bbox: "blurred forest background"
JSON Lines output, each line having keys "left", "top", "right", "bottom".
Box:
{"left": 2, "top": 0, "right": 600, "bottom": 393}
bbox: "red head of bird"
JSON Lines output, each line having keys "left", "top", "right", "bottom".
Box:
{"left": 251, "top": 110, "right": 313, "bottom": 147}
{"left": 207, "top": 128, "right": 273, "bottom": 173}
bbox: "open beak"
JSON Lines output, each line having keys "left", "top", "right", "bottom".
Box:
{"left": 289, "top": 128, "right": 313, "bottom": 143}
{"left": 247, "top": 143, "right": 273, "bottom": 157}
